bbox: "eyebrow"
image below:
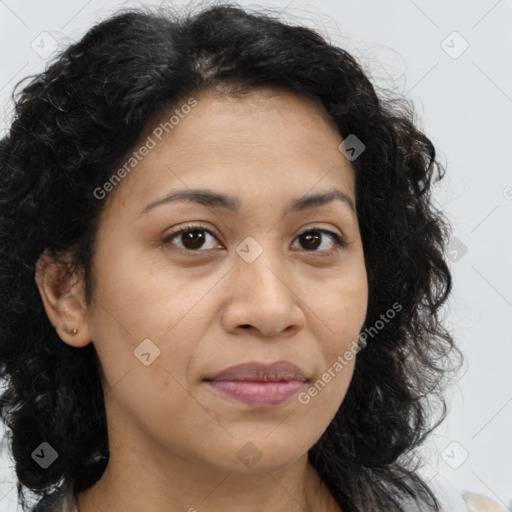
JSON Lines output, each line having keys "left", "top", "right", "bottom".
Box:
{"left": 140, "top": 188, "right": 355, "bottom": 216}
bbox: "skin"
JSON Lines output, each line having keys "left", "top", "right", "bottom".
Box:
{"left": 36, "top": 86, "right": 368, "bottom": 512}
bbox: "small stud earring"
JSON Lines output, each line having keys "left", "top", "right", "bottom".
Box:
{"left": 69, "top": 328, "right": 78, "bottom": 336}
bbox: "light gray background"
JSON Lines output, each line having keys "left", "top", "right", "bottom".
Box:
{"left": 0, "top": 0, "right": 511, "bottom": 510}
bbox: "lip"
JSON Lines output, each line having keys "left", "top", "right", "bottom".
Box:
{"left": 203, "top": 361, "right": 309, "bottom": 408}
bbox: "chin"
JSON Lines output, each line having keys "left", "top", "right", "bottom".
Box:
{"left": 217, "top": 436, "right": 311, "bottom": 474}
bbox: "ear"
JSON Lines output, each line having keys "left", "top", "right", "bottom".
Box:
{"left": 35, "top": 249, "right": 92, "bottom": 348}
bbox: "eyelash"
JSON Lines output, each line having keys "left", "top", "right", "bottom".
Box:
{"left": 162, "top": 223, "right": 347, "bottom": 256}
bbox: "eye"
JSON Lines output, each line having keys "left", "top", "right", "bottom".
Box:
{"left": 163, "top": 223, "right": 222, "bottom": 253}
{"left": 162, "top": 224, "right": 346, "bottom": 255}
{"left": 292, "top": 228, "right": 346, "bottom": 256}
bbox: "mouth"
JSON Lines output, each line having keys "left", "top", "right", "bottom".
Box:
{"left": 203, "top": 361, "right": 309, "bottom": 408}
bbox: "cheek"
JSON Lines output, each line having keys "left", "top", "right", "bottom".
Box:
{"left": 317, "top": 272, "right": 368, "bottom": 350}
{"left": 90, "top": 242, "right": 211, "bottom": 342}
{"left": 88, "top": 255, "right": 207, "bottom": 401}
{"left": 303, "top": 364, "right": 355, "bottom": 421}
{"left": 102, "top": 358, "right": 213, "bottom": 461}
{"left": 308, "top": 281, "right": 366, "bottom": 413}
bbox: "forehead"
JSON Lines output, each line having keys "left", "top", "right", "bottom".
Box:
{"left": 101, "top": 87, "right": 355, "bottom": 217}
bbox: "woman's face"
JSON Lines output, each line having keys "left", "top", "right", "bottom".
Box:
{"left": 76, "top": 87, "right": 368, "bottom": 473}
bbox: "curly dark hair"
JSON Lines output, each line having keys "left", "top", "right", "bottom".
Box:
{"left": 0, "top": 3, "right": 463, "bottom": 511}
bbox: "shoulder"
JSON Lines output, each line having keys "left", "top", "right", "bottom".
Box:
{"left": 400, "top": 474, "right": 504, "bottom": 512}
{"left": 430, "top": 475, "right": 506, "bottom": 512}
{"left": 426, "top": 474, "right": 506, "bottom": 512}
{"left": 429, "top": 474, "right": 505, "bottom": 512}
{"left": 462, "top": 491, "right": 507, "bottom": 512}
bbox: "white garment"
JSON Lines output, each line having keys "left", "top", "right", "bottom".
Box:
{"left": 400, "top": 473, "right": 471, "bottom": 512}
{"left": 429, "top": 474, "right": 471, "bottom": 512}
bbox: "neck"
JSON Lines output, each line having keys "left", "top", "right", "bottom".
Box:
{"left": 76, "top": 447, "right": 340, "bottom": 512}
{"left": 76, "top": 390, "right": 341, "bottom": 512}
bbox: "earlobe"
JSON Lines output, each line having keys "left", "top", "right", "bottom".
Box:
{"left": 35, "top": 249, "right": 91, "bottom": 347}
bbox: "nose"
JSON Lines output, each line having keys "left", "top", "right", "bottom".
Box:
{"left": 221, "top": 245, "right": 306, "bottom": 338}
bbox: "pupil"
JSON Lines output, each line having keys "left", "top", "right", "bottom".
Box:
{"left": 303, "top": 231, "right": 320, "bottom": 250}
{"left": 184, "top": 230, "right": 205, "bottom": 249}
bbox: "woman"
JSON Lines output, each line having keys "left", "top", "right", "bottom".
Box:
{"left": 0, "top": 3, "right": 482, "bottom": 511}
